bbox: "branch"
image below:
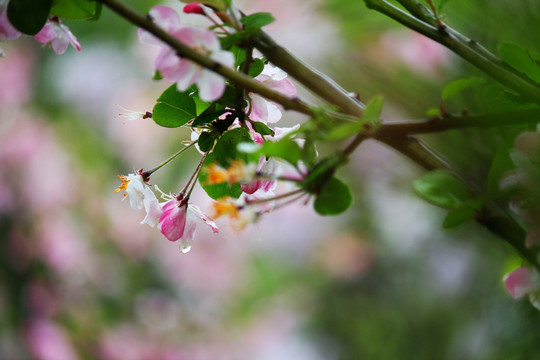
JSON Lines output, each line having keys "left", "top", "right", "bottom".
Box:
{"left": 364, "top": 0, "right": 540, "bottom": 103}
{"left": 382, "top": 108, "right": 540, "bottom": 135}
{"left": 97, "top": 0, "right": 314, "bottom": 117}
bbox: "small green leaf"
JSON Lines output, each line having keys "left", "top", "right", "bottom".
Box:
{"left": 327, "top": 95, "right": 383, "bottom": 141}
{"left": 51, "top": 0, "right": 100, "bottom": 20}
{"left": 248, "top": 58, "right": 265, "bottom": 78}
{"left": 198, "top": 132, "right": 215, "bottom": 152}
{"left": 442, "top": 207, "right": 476, "bottom": 229}
{"left": 199, "top": 153, "right": 242, "bottom": 200}
{"left": 314, "top": 177, "right": 353, "bottom": 215}
{"left": 7, "top": 0, "right": 52, "bottom": 35}
{"left": 426, "top": 107, "right": 442, "bottom": 117}
{"left": 259, "top": 139, "right": 302, "bottom": 165}
{"left": 152, "top": 85, "right": 197, "bottom": 128}
{"left": 251, "top": 121, "right": 274, "bottom": 137}
{"left": 499, "top": 43, "right": 540, "bottom": 84}
{"left": 192, "top": 109, "right": 229, "bottom": 127}
{"left": 413, "top": 170, "right": 472, "bottom": 209}
{"left": 241, "top": 12, "right": 275, "bottom": 29}
{"left": 301, "top": 139, "right": 317, "bottom": 166}
{"left": 216, "top": 85, "right": 238, "bottom": 108}
{"left": 214, "top": 128, "right": 253, "bottom": 166}
{"left": 303, "top": 154, "right": 346, "bottom": 194}
{"left": 442, "top": 77, "right": 486, "bottom": 102}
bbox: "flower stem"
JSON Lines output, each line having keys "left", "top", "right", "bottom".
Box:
{"left": 144, "top": 142, "right": 196, "bottom": 177}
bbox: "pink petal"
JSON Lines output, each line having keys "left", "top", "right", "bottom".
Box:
{"left": 212, "top": 50, "right": 235, "bottom": 68}
{"left": 149, "top": 6, "right": 181, "bottom": 32}
{"left": 504, "top": 267, "right": 538, "bottom": 299}
{"left": 0, "top": 8, "right": 20, "bottom": 41}
{"left": 174, "top": 59, "right": 200, "bottom": 91}
{"left": 249, "top": 94, "right": 269, "bottom": 123}
{"left": 189, "top": 204, "right": 219, "bottom": 233}
{"left": 34, "top": 24, "right": 56, "bottom": 43}
{"left": 158, "top": 200, "right": 187, "bottom": 241}
{"left": 197, "top": 69, "right": 225, "bottom": 102}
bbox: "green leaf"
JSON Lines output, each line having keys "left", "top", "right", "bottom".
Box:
{"left": 327, "top": 95, "right": 383, "bottom": 141}
{"left": 192, "top": 109, "right": 229, "bottom": 127}
{"left": 152, "top": 85, "right": 197, "bottom": 128}
{"left": 51, "top": 0, "right": 100, "bottom": 20}
{"left": 442, "top": 207, "right": 475, "bottom": 229}
{"left": 216, "top": 85, "right": 238, "bottom": 108}
{"left": 248, "top": 58, "right": 265, "bottom": 78}
{"left": 301, "top": 139, "right": 317, "bottom": 166}
{"left": 303, "top": 154, "right": 345, "bottom": 194}
{"left": 314, "top": 177, "right": 353, "bottom": 215}
{"left": 198, "top": 132, "right": 215, "bottom": 152}
{"left": 259, "top": 139, "right": 302, "bottom": 165}
{"left": 7, "top": 0, "right": 52, "bottom": 35}
{"left": 214, "top": 128, "right": 253, "bottom": 167}
{"left": 499, "top": 43, "right": 540, "bottom": 84}
{"left": 442, "top": 77, "right": 486, "bottom": 102}
{"left": 251, "top": 121, "right": 274, "bottom": 137}
{"left": 413, "top": 170, "right": 472, "bottom": 209}
{"left": 241, "top": 12, "right": 275, "bottom": 29}
{"left": 487, "top": 140, "right": 516, "bottom": 196}
{"left": 199, "top": 153, "right": 242, "bottom": 200}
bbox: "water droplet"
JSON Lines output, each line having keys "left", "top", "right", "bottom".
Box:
{"left": 179, "top": 239, "right": 191, "bottom": 254}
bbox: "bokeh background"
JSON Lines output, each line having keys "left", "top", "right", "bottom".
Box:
{"left": 1, "top": 0, "right": 540, "bottom": 359}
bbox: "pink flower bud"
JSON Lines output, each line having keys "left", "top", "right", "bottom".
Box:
{"left": 503, "top": 267, "right": 540, "bottom": 299}
{"left": 183, "top": 3, "right": 204, "bottom": 15}
{"left": 158, "top": 199, "right": 187, "bottom": 241}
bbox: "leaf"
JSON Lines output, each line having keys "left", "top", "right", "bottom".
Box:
{"left": 303, "top": 154, "right": 345, "bottom": 194}
{"left": 198, "top": 132, "right": 215, "bottom": 152}
{"left": 214, "top": 128, "right": 253, "bottom": 166}
{"left": 327, "top": 95, "right": 383, "bottom": 141}
{"left": 51, "top": 0, "right": 100, "bottom": 20}
{"left": 259, "top": 139, "right": 302, "bottom": 165}
{"left": 216, "top": 85, "right": 238, "bottom": 108}
{"left": 199, "top": 153, "right": 242, "bottom": 200}
{"left": 241, "top": 12, "right": 275, "bottom": 29}
{"left": 183, "top": 0, "right": 226, "bottom": 11}
{"left": 442, "top": 77, "right": 485, "bottom": 102}
{"left": 251, "top": 121, "right": 274, "bottom": 137}
{"left": 192, "top": 109, "right": 229, "bottom": 127}
{"left": 314, "top": 176, "right": 353, "bottom": 215}
{"left": 152, "top": 85, "right": 197, "bottom": 128}
{"left": 7, "top": 0, "right": 52, "bottom": 35}
{"left": 248, "top": 58, "right": 265, "bottom": 78}
{"left": 499, "top": 43, "right": 540, "bottom": 84}
{"left": 301, "top": 139, "right": 317, "bottom": 166}
{"left": 442, "top": 207, "right": 475, "bottom": 229}
{"left": 413, "top": 170, "right": 472, "bottom": 209}
{"left": 487, "top": 140, "right": 516, "bottom": 196}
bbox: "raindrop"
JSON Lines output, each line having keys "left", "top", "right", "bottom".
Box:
{"left": 180, "top": 239, "right": 191, "bottom": 254}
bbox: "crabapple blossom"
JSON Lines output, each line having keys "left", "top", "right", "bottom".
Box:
{"left": 249, "top": 64, "right": 296, "bottom": 123}
{"left": 503, "top": 267, "right": 540, "bottom": 300}
{"left": 0, "top": 0, "right": 20, "bottom": 42}
{"left": 158, "top": 197, "right": 218, "bottom": 251}
{"left": 34, "top": 18, "right": 81, "bottom": 55}
{"left": 115, "top": 173, "right": 162, "bottom": 227}
{"left": 139, "top": 6, "right": 234, "bottom": 102}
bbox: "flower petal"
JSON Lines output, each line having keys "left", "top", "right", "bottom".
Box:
{"left": 197, "top": 69, "right": 225, "bottom": 102}
{"left": 189, "top": 204, "right": 219, "bottom": 233}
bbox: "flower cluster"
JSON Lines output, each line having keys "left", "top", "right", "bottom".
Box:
{"left": 0, "top": 2, "right": 80, "bottom": 56}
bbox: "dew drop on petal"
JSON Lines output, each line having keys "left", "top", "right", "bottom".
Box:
{"left": 179, "top": 239, "right": 191, "bottom": 254}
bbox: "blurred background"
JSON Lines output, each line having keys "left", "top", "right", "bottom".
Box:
{"left": 1, "top": 0, "right": 539, "bottom": 359}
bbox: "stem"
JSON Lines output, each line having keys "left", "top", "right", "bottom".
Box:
{"left": 97, "top": 0, "right": 314, "bottom": 116}
{"left": 144, "top": 142, "right": 196, "bottom": 177}
{"left": 382, "top": 108, "right": 540, "bottom": 135}
{"left": 185, "top": 153, "right": 208, "bottom": 198}
{"left": 363, "top": 0, "right": 540, "bottom": 103}
{"left": 253, "top": 32, "right": 365, "bottom": 116}
{"left": 245, "top": 188, "right": 305, "bottom": 206}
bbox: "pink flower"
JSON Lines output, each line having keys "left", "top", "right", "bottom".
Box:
{"left": 249, "top": 64, "right": 296, "bottom": 123}
{"left": 503, "top": 267, "right": 540, "bottom": 300}
{"left": 34, "top": 18, "right": 81, "bottom": 55}
{"left": 0, "top": 0, "right": 20, "bottom": 42}
{"left": 139, "top": 6, "right": 234, "bottom": 102}
{"left": 158, "top": 197, "right": 218, "bottom": 251}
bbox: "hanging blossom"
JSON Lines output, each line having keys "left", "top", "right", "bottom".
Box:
{"left": 138, "top": 5, "right": 234, "bottom": 102}
{"left": 34, "top": 17, "right": 81, "bottom": 55}
{"left": 504, "top": 267, "right": 540, "bottom": 309}
{"left": 115, "top": 173, "right": 162, "bottom": 228}
{"left": 248, "top": 63, "right": 297, "bottom": 124}
{"left": 0, "top": 0, "right": 20, "bottom": 42}
{"left": 158, "top": 194, "right": 218, "bottom": 253}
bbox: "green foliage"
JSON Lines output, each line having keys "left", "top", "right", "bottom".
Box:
{"left": 442, "top": 77, "right": 485, "bottom": 102}
{"left": 303, "top": 154, "right": 346, "bottom": 194}
{"left": 213, "top": 128, "right": 254, "bottom": 167}
{"left": 198, "top": 153, "right": 242, "bottom": 200}
{"left": 248, "top": 57, "right": 265, "bottom": 78}
{"left": 238, "top": 138, "right": 302, "bottom": 165}
{"left": 499, "top": 43, "right": 540, "bottom": 84}
{"left": 152, "top": 85, "right": 197, "bottom": 128}
{"left": 51, "top": 0, "right": 101, "bottom": 20}
{"left": 327, "top": 95, "right": 383, "bottom": 141}
{"left": 314, "top": 176, "right": 353, "bottom": 215}
{"left": 192, "top": 107, "right": 229, "bottom": 127}
{"left": 442, "top": 206, "right": 475, "bottom": 229}
{"left": 7, "top": 0, "right": 52, "bottom": 35}
{"left": 487, "top": 140, "right": 516, "bottom": 196}
{"left": 197, "top": 132, "right": 216, "bottom": 152}
{"left": 251, "top": 121, "right": 274, "bottom": 137}
{"left": 241, "top": 12, "right": 275, "bottom": 30}
{"left": 413, "top": 170, "right": 472, "bottom": 209}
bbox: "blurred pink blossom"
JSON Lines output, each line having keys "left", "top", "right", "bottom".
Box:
{"left": 25, "top": 319, "right": 79, "bottom": 360}
{"left": 504, "top": 267, "right": 540, "bottom": 300}
{"left": 34, "top": 18, "right": 81, "bottom": 55}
